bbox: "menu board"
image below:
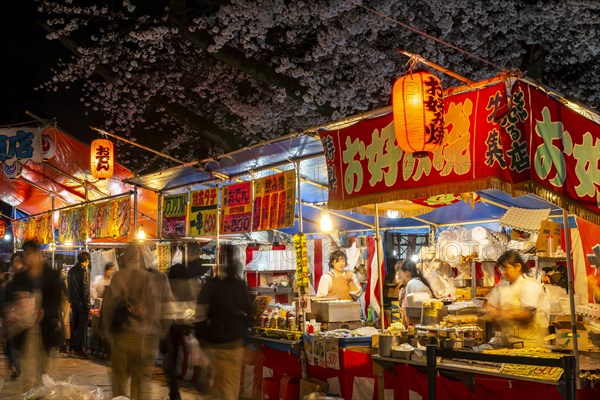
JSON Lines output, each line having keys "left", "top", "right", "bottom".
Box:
{"left": 189, "top": 188, "right": 218, "bottom": 236}
{"left": 221, "top": 182, "right": 252, "bottom": 234}
{"left": 252, "top": 170, "right": 296, "bottom": 231}
{"left": 162, "top": 194, "right": 187, "bottom": 237}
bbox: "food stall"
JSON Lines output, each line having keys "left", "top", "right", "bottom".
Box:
{"left": 118, "top": 72, "right": 600, "bottom": 399}
{"left": 316, "top": 74, "right": 600, "bottom": 399}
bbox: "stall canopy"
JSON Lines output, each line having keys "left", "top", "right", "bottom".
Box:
{"left": 0, "top": 126, "right": 158, "bottom": 238}
{"left": 124, "top": 77, "right": 593, "bottom": 236}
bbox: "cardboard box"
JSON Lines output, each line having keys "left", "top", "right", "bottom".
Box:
{"left": 553, "top": 315, "right": 589, "bottom": 350}
{"left": 299, "top": 377, "right": 328, "bottom": 400}
{"left": 311, "top": 301, "right": 361, "bottom": 322}
{"left": 536, "top": 220, "right": 562, "bottom": 254}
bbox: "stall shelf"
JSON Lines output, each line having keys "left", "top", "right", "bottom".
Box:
{"left": 372, "top": 346, "right": 600, "bottom": 400}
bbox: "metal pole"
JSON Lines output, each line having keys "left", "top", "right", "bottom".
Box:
{"left": 562, "top": 355, "right": 577, "bottom": 400}
{"left": 471, "top": 260, "right": 477, "bottom": 300}
{"left": 215, "top": 180, "right": 221, "bottom": 276}
{"left": 157, "top": 192, "right": 163, "bottom": 240}
{"left": 562, "top": 209, "right": 581, "bottom": 389}
{"left": 374, "top": 203, "right": 385, "bottom": 329}
{"left": 426, "top": 344, "right": 437, "bottom": 400}
{"left": 51, "top": 196, "right": 56, "bottom": 269}
{"left": 296, "top": 162, "right": 303, "bottom": 233}
{"left": 295, "top": 161, "right": 307, "bottom": 332}
{"left": 133, "top": 187, "right": 138, "bottom": 238}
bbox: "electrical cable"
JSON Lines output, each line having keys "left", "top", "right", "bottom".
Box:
{"left": 349, "top": 1, "right": 507, "bottom": 72}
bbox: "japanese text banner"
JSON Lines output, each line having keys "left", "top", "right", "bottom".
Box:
{"left": 13, "top": 213, "right": 53, "bottom": 247}
{"left": 320, "top": 80, "right": 514, "bottom": 208}
{"left": 88, "top": 197, "right": 131, "bottom": 239}
{"left": 513, "top": 80, "right": 600, "bottom": 220}
{"left": 162, "top": 194, "right": 187, "bottom": 237}
{"left": 0, "top": 127, "right": 43, "bottom": 165}
{"left": 58, "top": 206, "right": 87, "bottom": 243}
{"left": 221, "top": 182, "right": 252, "bottom": 234}
{"left": 252, "top": 170, "right": 296, "bottom": 231}
{"left": 189, "top": 188, "right": 218, "bottom": 236}
{"left": 320, "top": 78, "right": 599, "bottom": 224}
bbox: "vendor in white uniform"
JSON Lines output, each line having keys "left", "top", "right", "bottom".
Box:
{"left": 396, "top": 259, "right": 436, "bottom": 325}
{"left": 90, "top": 262, "right": 117, "bottom": 303}
{"left": 486, "top": 250, "right": 548, "bottom": 348}
{"left": 316, "top": 250, "right": 362, "bottom": 300}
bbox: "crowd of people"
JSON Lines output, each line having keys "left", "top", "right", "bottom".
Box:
{"left": 0, "top": 241, "right": 251, "bottom": 400}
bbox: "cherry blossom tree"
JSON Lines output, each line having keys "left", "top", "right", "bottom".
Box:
{"left": 36, "top": 0, "right": 600, "bottom": 172}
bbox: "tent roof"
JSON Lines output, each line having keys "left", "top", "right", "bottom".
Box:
{"left": 124, "top": 128, "right": 566, "bottom": 236}
{"left": 0, "top": 126, "right": 157, "bottom": 229}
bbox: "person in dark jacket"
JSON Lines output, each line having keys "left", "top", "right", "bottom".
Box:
{"left": 195, "top": 262, "right": 250, "bottom": 399}
{"left": 162, "top": 263, "right": 197, "bottom": 400}
{"left": 68, "top": 251, "right": 91, "bottom": 358}
{"left": 7, "top": 240, "right": 62, "bottom": 392}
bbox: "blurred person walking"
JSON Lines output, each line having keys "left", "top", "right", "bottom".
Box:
{"left": 5, "top": 241, "right": 62, "bottom": 392}
{"left": 68, "top": 251, "right": 91, "bottom": 358}
{"left": 195, "top": 262, "right": 251, "bottom": 399}
{"left": 58, "top": 264, "right": 70, "bottom": 354}
{"left": 90, "top": 261, "right": 117, "bottom": 303}
{"left": 162, "top": 262, "right": 198, "bottom": 400}
{"left": 100, "top": 244, "right": 173, "bottom": 400}
{"left": 1, "top": 252, "right": 25, "bottom": 379}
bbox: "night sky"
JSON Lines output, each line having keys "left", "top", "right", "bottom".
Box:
{"left": 0, "top": 2, "right": 101, "bottom": 144}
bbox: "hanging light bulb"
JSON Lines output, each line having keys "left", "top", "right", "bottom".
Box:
{"left": 386, "top": 209, "right": 399, "bottom": 219}
{"left": 320, "top": 211, "right": 333, "bottom": 232}
{"left": 137, "top": 225, "right": 146, "bottom": 241}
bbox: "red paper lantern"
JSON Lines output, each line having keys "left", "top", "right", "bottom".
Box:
{"left": 393, "top": 71, "right": 445, "bottom": 157}
{"left": 0, "top": 220, "right": 4, "bottom": 238}
{"left": 90, "top": 138, "right": 114, "bottom": 179}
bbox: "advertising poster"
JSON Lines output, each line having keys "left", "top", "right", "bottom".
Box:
{"left": 58, "top": 206, "right": 88, "bottom": 243}
{"left": 221, "top": 182, "right": 252, "bottom": 234}
{"left": 252, "top": 170, "right": 296, "bottom": 231}
{"left": 162, "top": 193, "right": 187, "bottom": 237}
{"left": 189, "top": 188, "right": 218, "bottom": 236}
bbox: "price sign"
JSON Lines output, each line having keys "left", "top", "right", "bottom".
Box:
{"left": 325, "top": 338, "right": 340, "bottom": 370}
{"left": 253, "top": 170, "right": 296, "bottom": 231}
{"left": 189, "top": 188, "right": 218, "bottom": 236}
{"left": 501, "top": 364, "right": 564, "bottom": 382}
{"left": 315, "top": 337, "right": 327, "bottom": 368}
{"left": 221, "top": 182, "right": 252, "bottom": 234}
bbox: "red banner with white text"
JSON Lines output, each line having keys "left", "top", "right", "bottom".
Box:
{"left": 320, "top": 78, "right": 600, "bottom": 224}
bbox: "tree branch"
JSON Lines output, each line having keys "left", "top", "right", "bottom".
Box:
{"left": 39, "top": 20, "right": 237, "bottom": 152}
{"left": 168, "top": 0, "right": 334, "bottom": 116}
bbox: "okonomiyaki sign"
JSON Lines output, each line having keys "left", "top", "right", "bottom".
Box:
{"left": 319, "top": 78, "right": 600, "bottom": 221}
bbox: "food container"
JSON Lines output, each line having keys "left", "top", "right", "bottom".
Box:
{"left": 378, "top": 335, "right": 397, "bottom": 357}
{"left": 442, "top": 339, "right": 463, "bottom": 349}
{"left": 392, "top": 349, "right": 412, "bottom": 360}
{"left": 453, "top": 278, "right": 483, "bottom": 288}
{"left": 312, "top": 300, "right": 361, "bottom": 322}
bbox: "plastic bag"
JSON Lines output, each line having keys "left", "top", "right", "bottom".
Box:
{"left": 23, "top": 374, "right": 104, "bottom": 400}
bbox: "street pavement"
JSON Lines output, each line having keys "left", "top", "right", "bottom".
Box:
{"left": 0, "top": 351, "right": 209, "bottom": 400}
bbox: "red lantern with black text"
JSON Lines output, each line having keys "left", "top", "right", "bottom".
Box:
{"left": 392, "top": 71, "right": 445, "bottom": 157}
{"left": 90, "top": 138, "right": 114, "bottom": 179}
{"left": 0, "top": 220, "right": 4, "bottom": 238}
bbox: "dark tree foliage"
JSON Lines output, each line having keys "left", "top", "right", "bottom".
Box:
{"left": 36, "top": 0, "right": 600, "bottom": 173}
